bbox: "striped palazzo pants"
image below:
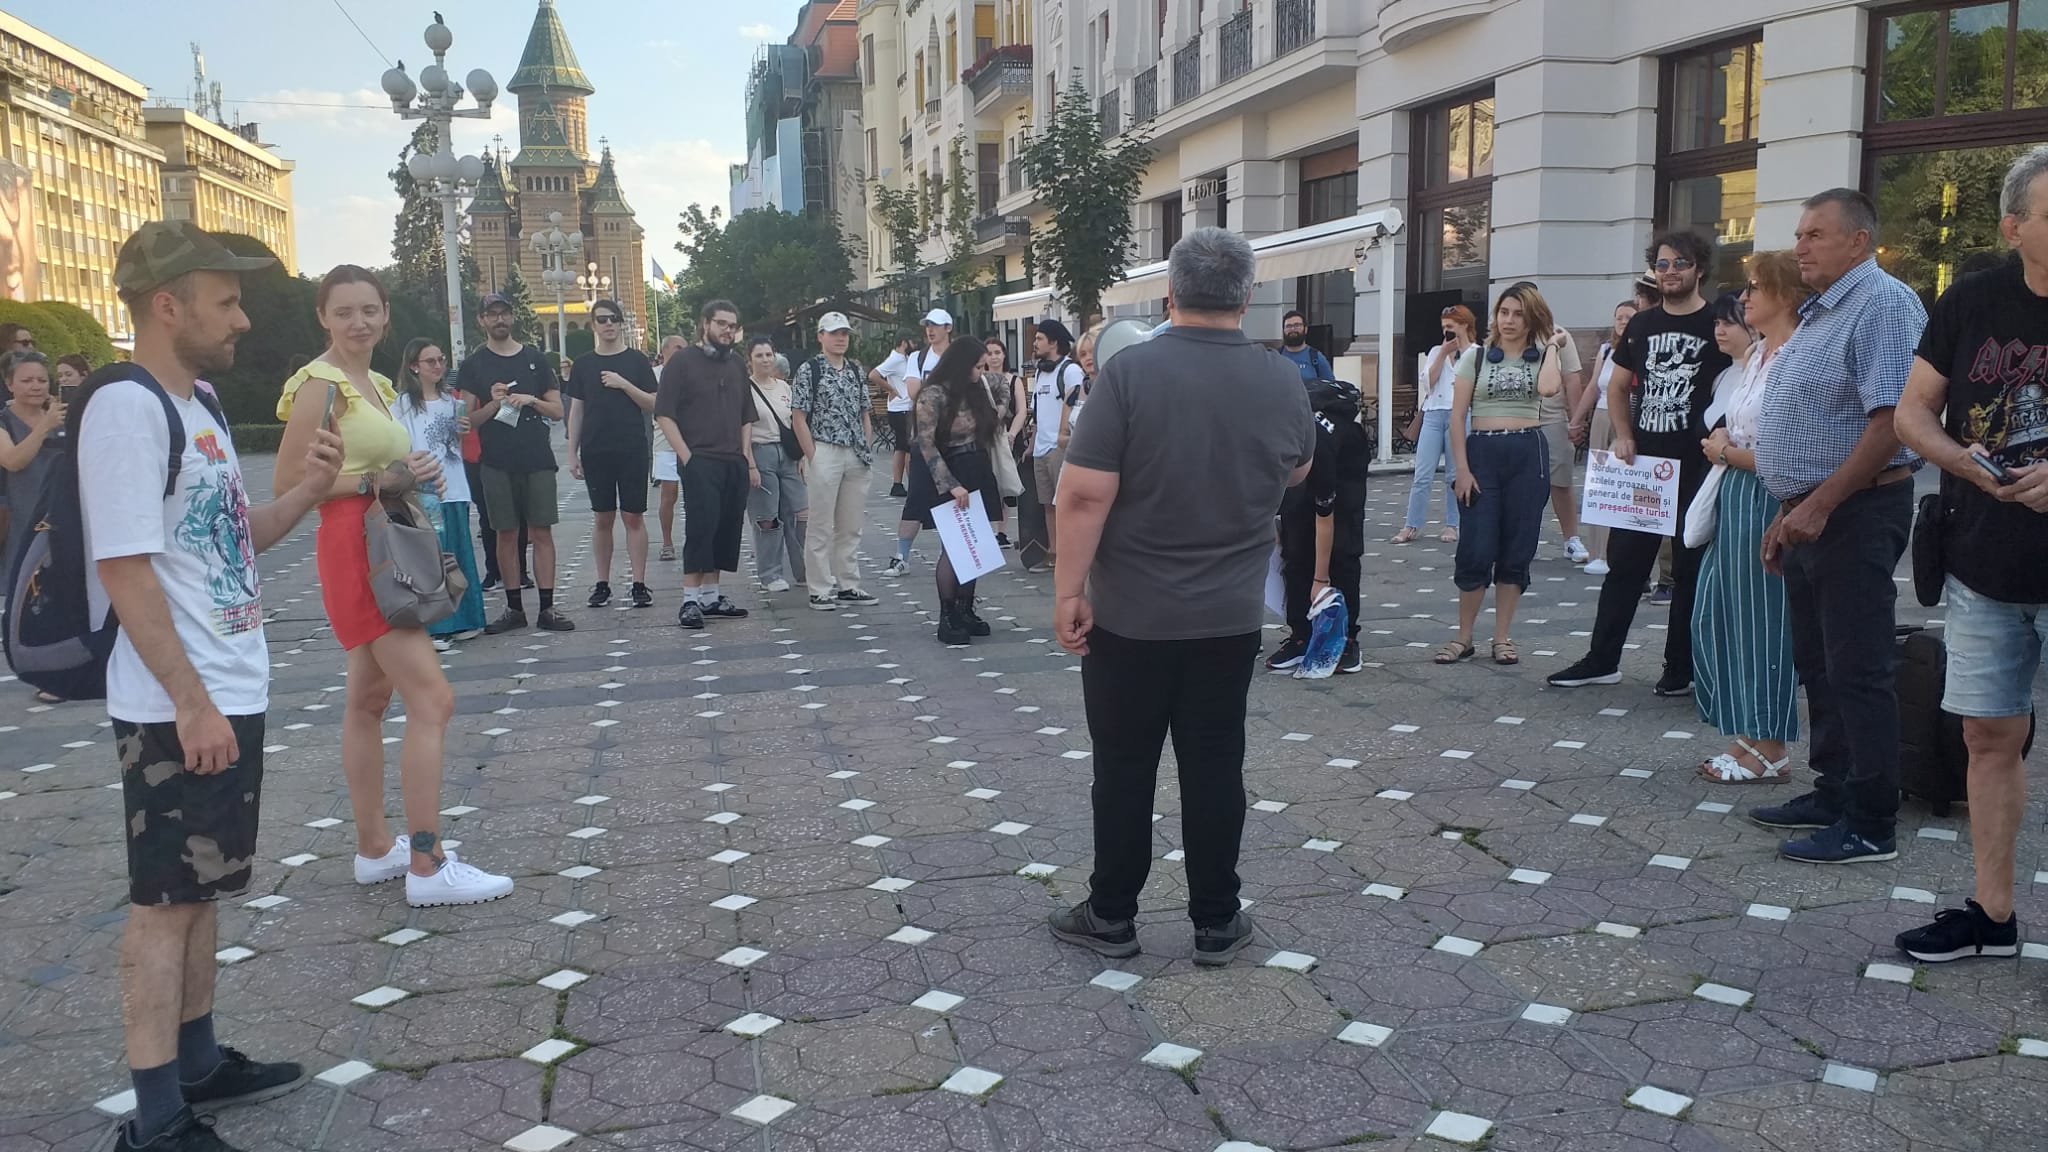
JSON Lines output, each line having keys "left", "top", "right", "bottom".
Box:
{"left": 1692, "top": 467, "right": 1799, "bottom": 742}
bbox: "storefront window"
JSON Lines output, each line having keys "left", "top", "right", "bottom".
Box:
{"left": 1297, "top": 165, "right": 1358, "bottom": 354}
{"left": 1407, "top": 90, "right": 1495, "bottom": 396}
{"left": 1866, "top": 1, "right": 2048, "bottom": 305}
{"left": 1658, "top": 33, "right": 1763, "bottom": 298}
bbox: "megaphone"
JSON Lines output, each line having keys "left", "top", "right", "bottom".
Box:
{"left": 1095, "top": 317, "right": 1163, "bottom": 369}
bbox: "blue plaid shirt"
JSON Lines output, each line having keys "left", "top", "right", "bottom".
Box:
{"left": 1755, "top": 257, "right": 1927, "bottom": 501}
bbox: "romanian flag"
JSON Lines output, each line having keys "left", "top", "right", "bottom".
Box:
{"left": 651, "top": 259, "right": 675, "bottom": 291}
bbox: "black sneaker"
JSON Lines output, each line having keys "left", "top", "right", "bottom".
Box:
{"left": 678, "top": 600, "right": 706, "bottom": 629}
{"left": 181, "top": 1045, "right": 306, "bottom": 1109}
{"left": 1779, "top": 819, "right": 1897, "bottom": 865}
{"left": 1748, "top": 790, "right": 1840, "bottom": 831}
{"left": 1048, "top": 900, "right": 1139, "bottom": 958}
{"left": 115, "top": 1109, "right": 237, "bottom": 1152}
{"left": 1337, "top": 640, "right": 1363, "bottom": 674}
{"left": 587, "top": 582, "right": 612, "bottom": 608}
{"left": 996, "top": 532, "right": 1013, "bottom": 549}
{"left": 836, "top": 587, "right": 880, "bottom": 606}
{"left": 1194, "top": 911, "right": 1256, "bottom": 967}
{"left": 630, "top": 583, "right": 654, "bottom": 608}
{"left": 703, "top": 596, "right": 749, "bottom": 618}
{"left": 808, "top": 594, "right": 839, "bottom": 611}
{"left": 890, "top": 482, "right": 908, "bottom": 498}
{"left": 1649, "top": 583, "right": 1673, "bottom": 605}
{"left": 481, "top": 575, "right": 502, "bottom": 593}
{"left": 536, "top": 608, "right": 575, "bottom": 632}
{"left": 1265, "top": 635, "right": 1308, "bottom": 672}
{"left": 483, "top": 609, "right": 528, "bottom": 636}
{"left": 1547, "top": 658, "right": 1621, "bottom": 688}
{"left": 1897, "top": 899, "right": 2020, "bottom": 963}
{"left": 1653, "top": 669, "right": 1693, "bottom": 697}
{"left": 520, "top": 575, "right": 535, "bottom": 589}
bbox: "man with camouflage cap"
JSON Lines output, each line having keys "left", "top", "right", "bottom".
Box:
{"left": 83, "top": 221, "right": 343, "bottom": 1151}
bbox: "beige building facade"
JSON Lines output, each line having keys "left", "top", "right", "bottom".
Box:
{"left": 143, "top": 108, "right": 296, "bottom": 275}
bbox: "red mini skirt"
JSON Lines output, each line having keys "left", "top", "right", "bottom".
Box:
{"left": 317, "top": 494, "right": 394, "bottom": 651}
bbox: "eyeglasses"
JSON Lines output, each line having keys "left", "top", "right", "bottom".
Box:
{"left": 1653, "top": 258, "right": 1696, "bottom": 272}
{"left": 593, "top": 315, "right": 622, "bottom": 325}
{"left": 415, "top": 355, "right": 446, "bottom": 367}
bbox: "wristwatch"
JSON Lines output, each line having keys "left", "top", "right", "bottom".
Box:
{"left": 356, "top": 475, "right": 372, "bottom": 496}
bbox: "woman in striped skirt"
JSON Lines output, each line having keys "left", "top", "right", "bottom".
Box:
{"left": 1692, "top": 255, "right": 1811, "bottom": 782}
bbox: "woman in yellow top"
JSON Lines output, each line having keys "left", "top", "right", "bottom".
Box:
{"left": 276, "top": 265, "right": 513, "bottom": 909}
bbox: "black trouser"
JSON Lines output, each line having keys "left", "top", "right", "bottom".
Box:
{"left": 467, "top": 460, "right": 527, "bottom": 584}
{"left": 1280, "top": 506, "right": 1362, "bottom": 642}
{"left": 1786, "top": 482, "right": 1913, "bottom": 838}
{"left": 1082, "top": 626, "right": 1260, "bottom": 928}
{"left": 1587, "top": 459, "right": 1706, "bottom": 674}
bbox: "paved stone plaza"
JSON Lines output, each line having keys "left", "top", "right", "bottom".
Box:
{"left": 1, "top": 455, "right": 2044, "bottom": 1152}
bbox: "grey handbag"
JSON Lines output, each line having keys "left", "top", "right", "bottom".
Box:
{"left": 364, "top": 483, "right": 463, "bottom": 629}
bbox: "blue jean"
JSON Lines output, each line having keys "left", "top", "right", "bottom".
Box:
{"left": 1405, "top": 408, "right": 1460, "bottom": 530}
{"left": 1453, "top": 429, "right": 1546, "bottom": 592}
{"left": 1941, "top": 575, "right": 2048, "bottom": 719}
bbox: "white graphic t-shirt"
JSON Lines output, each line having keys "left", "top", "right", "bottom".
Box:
{"left": 81, "top": 381, "right": 267, "bottom": 723}
{"left": 877, "top": 349, "right": 914, "bottom": 413}
{"left": 394, "top": 393, "right": 472, "bottom": 505}
{"left": 1031, "top": 359, "right": 1086, "bottom": 457}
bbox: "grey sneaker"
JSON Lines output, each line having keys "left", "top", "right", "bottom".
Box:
{"left": 1193, "top": 912, "right": 1256, "bottom": 967}
{"left": 1048, "top": 900, "right": 1139, "bottom": 958}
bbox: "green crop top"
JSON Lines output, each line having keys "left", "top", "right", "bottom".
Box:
{"left": 1456, "top": 345, "right": 1550, "bottom": 421}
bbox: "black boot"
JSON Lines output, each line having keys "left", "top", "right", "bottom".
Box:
{"left": 936, "top": 599, "right": 972, "bottom": 645}
{"left": 959, "top": 597, "right": 992, "bottom": 637}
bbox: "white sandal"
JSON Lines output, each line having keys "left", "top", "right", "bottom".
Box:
{"left": 1697, "top": 739, "right": 1791, "bottom": 784}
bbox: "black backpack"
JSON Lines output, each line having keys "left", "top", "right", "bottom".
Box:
{"left": 4, "top": 363, "right": 223, "bottom": 701}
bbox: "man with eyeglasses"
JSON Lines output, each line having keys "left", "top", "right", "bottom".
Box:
{"left": 1748, "top": 188, "right": 1927, "bottom": 866}
{"left": 1551, "top": 232, "right": 1728, "bottom": 696}
{"left": 567, "top": 299, "right": 659, "bottom": 610}
{"left": 1277, "top": 310, "right": 1332, "bottom": 381}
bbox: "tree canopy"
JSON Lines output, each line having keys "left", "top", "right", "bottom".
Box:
{"left": 205, "top": 233, "right": 321, "bottom": 426}
{"left": 673, "top": 204, "right": 854, "bottom": 329}
{"left": 1023, "top": 79, "right": 1152, "bottom": 325}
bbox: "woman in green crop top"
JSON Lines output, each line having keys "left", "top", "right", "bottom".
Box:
{"left": 1437, "top": 283, "right": 1564, "bottom": 667}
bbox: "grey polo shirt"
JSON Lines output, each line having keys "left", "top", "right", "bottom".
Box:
{"left": 1063, "top": 324, "right": 1315, "bottom": 641}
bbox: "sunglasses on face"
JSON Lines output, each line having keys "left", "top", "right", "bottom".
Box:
{"left": 1653, "top": 258, "right": 1695, "bottom": 272}
{"left": 594, "top": 315, "right": 622, "bottom": 325}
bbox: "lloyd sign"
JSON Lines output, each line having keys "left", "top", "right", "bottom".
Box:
{"left": 1580, "top": 451, "right": 1680, "bottom": 536}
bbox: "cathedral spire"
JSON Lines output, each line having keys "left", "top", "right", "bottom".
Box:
{"left": 509, "top": 0, "right": 594, "bottom": 96}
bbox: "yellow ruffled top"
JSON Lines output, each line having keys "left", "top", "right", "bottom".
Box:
{"left": 277, "top": 359, "right": 412, "bottom": 477}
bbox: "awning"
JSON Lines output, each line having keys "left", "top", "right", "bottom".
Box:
{"left": 1100, "top": 208, "right": 1405, "bottom": 307}
{"left": 992, "top": 286, "right": 1063, "bottom": 323}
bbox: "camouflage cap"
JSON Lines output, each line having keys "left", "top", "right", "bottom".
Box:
{"left": 114, "top": 220, "right": 275, "bottom": 297}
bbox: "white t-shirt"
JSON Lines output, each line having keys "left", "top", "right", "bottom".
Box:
{"left": 393, "top": 393, "right": 472, "bottom": 505}
{"left": 877, "top": 349, "right": 914, "bottom": 412}
{"left": 1030, "top": 359, "right": 1086, "bottom": 457}
{"left": 1421, "top": 343, "right": 1460, "bottom": 412}
{"left": 80, "top": 381, "right": 267, "bottom": 723}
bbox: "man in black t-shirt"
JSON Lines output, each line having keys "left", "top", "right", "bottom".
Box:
{"left": 1891, "top": 146, "right": 2048, "bottom": 964}
{"left": 1270, "top": 378, "right": 1370, "bottom": 676}
{"left": 1551, "top": 232, "right": 1730, "bottom": 693}
{"left": 567, "top": 299, "right": 659, "bottom": 610}
{"left": 458, "top": 293, "right": 573, "bottom": 633}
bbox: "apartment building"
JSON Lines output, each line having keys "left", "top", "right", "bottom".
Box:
{"left": 143, "top": 108, "right": 296, "bottom": 275}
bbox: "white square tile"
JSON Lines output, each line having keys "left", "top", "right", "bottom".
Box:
{"left": 351, "top": 985, "right": 409, "bottom": 1008}
{"left": 1599, "top": 708, "right": 1630, "bottom": 717}
{"left": 1890, "top": 886, "right": 1937, "bottom": 904}
{"left": 839, "top": 798, "right": 876, "bottom": 812}
{"left": 316, "top": 1060, "right": 375, "bottom": 1087}
{"left": 573, "top": 795, "right": 610, "bottom": 806}
{"left": 1864, "top": 962, "right": 1915, "bottom": 984}
{"left": 913, "top": 990, "right": 965, "bottom": 1013}
{"left": 827, "top": 770, "right": 860, "bottom": 780}
{"left": 215, "top": 946, "right": 255, "bottom": 965}
{"left": 702, "top": 782, "right": 735, "bottom": 793}
{"left": 1424, "top": 1112, "right": 1494, "bottom": 1144}
{"left": 243, "top": 895, "right": 290, "bottom": 911}
{"left": 1017, "top": 863, "right": 1058, "bottom": 878}
{"left": 520, "top": 1038, "right": 578, "bottom": 1065}
{"left": 549, "top": 911, "right": 597, "bottom": 928}
{"left": 870, "top": 877, "right": 914, "bottom": 893}
{"left": 1594, "top": 922, "right": 1642, "bottom": 939}
{"left": 729, "top": 1095, "right": 796, "bottom": 1126}
{"left": 1265, "top": 950, "right": 1317, "bottom": 973}
{"left": 965, "top": 788, "right": 1002, "bottom": 800}
{"left": 538, "top": 969, "right": 589, "bottom": 991}
{"left": 716, "top": 947, "right": 768, "bottom": 968}
{"left": 280, "top": 853, "right": 318, "bottom": 867}
{"left": 1553, "top": 740, "right": 1587, "bottom": 750}
{"left": 1495, "top": 716, "right": 1525, "bottom": 726}
{"left": 704, "top": 811, "right": 741, "bottom": 824}
{"left": 1822, "top": 1063, "right": 1880, "bottom": 1092}
{"left": 710, "top": 894, "right": 758, "bottom": 912}
{"left": 1500, "top": 779, "right": 1536, "bottom": 791}
{"left": 1918, "top": 827, "right": 1959, "bottom": 841}
{"left": 380, "top": 928, "right": 428, "bottom": 947}
{"left": 990, "top": 821, "right": 1032, "bottom": 836}
{"left": 887, "top": 926, "right": 935, "bottom": 945}
{"left": 1648, "top": 854, "right": 1692, "bottom": 871}
{"left": 1694, "top": 983, "right": 1753, "bottom": 1007}
{"left": 1432, "top": 936, "right": 1483, "bottom": 957}
{"left": 1746, "top": 903, "right": 1792, "bottom": 921}
{"left": 1336, "top": 1021, "right": 1393, "bottom": 1048}
{"left": 853, "top": 834, "right": 892, "bottom": 848}
{"left": 939, "top": 1066, "right": 1004, "bottom": 1096}
{"left": 1362, "top": 883, "right": 1405, "bottom": 900}
{"left": 1521, "top": 1003, "right": 1573, "bottom": 1026}
{"left": 1251, "top": 799, "right": 1289, "bottom": 813}
{"left": 1568, "top": 813, "right": 1608, "bottom": 827}
{"left": 723, "top": 1012, "right": 783, "bottom": 1038}
{"left": 1619, "top": 768, "right": 1654, "bottom": 779}
{"left": 1091, "top": 969, "right": 1142, "bottom": 992}
{"left": 1508, "top": 868, "right": 1552, "bottom": 886}
{"left": 1440, "top": 749, "right": 1474, "bottom": 760}
{"left": 92, "top": 1089, "right": 136, "bottom": 1117}
{"left": 1140, "top": 1042, "right": 1203, "bottom": 1071}
{"left": 1661, "top": 731, "right": 1694, "bottom": 741}
{"left": 1626, "top": 1085, "right": 1692, "bottom": 1118}
{"left": 1327, "top": 758, "right": 1361, "bottom": 768}
{"left": 710, "top": 849, "right": 751, "bottom": 865}
{"left": 1388, "top": 724, "right": 1420, "bottom": 734}
{"left": 1302, "top": 838, "right": 1342, "bottom": 852}
{"left": 305, "top": 817, "right": 343, "bottom": 829}
{"left": 567, "top": 826, "right": 607, "bottom": 840}
{"left": 1061, "top": 749, "right": 1091, "bottom": 760}
{"left": 2015, "top": 1038, "right": 2048, "bottom": 1058}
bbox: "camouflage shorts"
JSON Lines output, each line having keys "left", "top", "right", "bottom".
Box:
{"left": 116, "top": 715, "right": 266, "bottom": 906}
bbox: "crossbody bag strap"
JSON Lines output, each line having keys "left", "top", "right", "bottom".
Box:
{"left": 749, "top": 379, "right": 791, "bottom": 436}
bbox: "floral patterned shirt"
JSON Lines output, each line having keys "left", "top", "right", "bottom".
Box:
{"left": 790, "top": 355, "right": 871, "bottom": 465}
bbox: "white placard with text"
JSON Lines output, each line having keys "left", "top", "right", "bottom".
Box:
{"left": 930, "top": 492, "right": 1008, "bottom": 583}
{"left": 1580, "top": 451, "right": 1680, "bottom": 537}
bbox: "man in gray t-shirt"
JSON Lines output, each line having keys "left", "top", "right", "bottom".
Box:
{"left": 1049, "top": 227, "right": 1314, "bottom": 968}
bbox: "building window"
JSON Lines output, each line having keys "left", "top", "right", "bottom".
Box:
{"left": 1408, "top": 88, "right": 1494, "bottom": 377}
{"left": 1296, "top": 144, "right": 1359, "bottom": 356}
{"left": 1866, "top": 0, "right": 2048, "bottom": 306}
{"left": 1158, "top": 192, "right": 1183, "bottom": 260}
{"left": 863, "top": 35, "right": 876, "bottom": 87}
{"left": 945, "top": 16, "right": 959, "bottom": 81}
{"left": 1657, "top": 32, "right": 1763, "bottom": 298}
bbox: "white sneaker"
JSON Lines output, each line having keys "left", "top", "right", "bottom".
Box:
{"left": 354, "top": 836, "right": 410, "bottom": 885}
{"left": 406, "top": 857, "right": 515, "bottom": 907}
{"left": 883, "top": 558, "right": 910, "bottom": 578}
{"left": 1565, "top": 537, "right": 1590, "bottom": 564}
{"left": 1585, "top": 558, "right": 1610, "bottom": 576}
{"left": 766, "top": 578, "right": 790, "bottom": 593}
{"left": 431, "top": 638, "right": 454, "bottom": 653}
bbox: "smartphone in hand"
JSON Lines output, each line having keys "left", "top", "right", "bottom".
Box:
{"left": 1971, "top": 451, "right": 2016, "bottom": 486}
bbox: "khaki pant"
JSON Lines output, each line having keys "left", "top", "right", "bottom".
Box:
{"left": 804, "top": 442, "right": 869, "bottom": 598}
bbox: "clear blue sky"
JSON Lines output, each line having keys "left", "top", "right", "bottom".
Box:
{"left": 7, "top": 0, "right": 804, "bottom": 278}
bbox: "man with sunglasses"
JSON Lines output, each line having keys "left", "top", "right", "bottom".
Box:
{"left": 1551, "top": 232, "right": 1728, "bottom": 695}
{"left": 567, "top": 300, "right": 659, "bottom": 610}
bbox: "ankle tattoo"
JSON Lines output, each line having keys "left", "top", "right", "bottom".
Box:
{"left": 411, "top": 830, "right": 439, "bottom": 856}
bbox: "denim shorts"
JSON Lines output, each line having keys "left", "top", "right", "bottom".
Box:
{"left": 1942, "top": 575, "right": 2048, "bottom": 718}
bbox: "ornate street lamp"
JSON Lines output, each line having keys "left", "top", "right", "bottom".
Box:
{"left": 530, "top": 210, "right": 584, "bottom": 360}
{"left": 382, "top": 14, "right": 497, "bottom": 362}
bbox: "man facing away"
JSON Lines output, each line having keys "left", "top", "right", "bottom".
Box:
{"left": 1750, "top": 188, "right": 1927, "bottom": 864}
{"left": 1893, "top": 145, "right": 2048, "bottom": 961}
{"left": 1549, "top": 232, "right": 1730, "bottom": 696}
{"left": 82, "top": 221, "right": 343, "bottom": 1151}
{"left": 567, "top": 298, "right": 659, "bottom": 610}
{"left": 792, "top": 311, "right": 880, "bottom": 611}
{"left": 1049, "top": 227, "right": 1316, "bottom": 967}
{"left": 655, "top": 299, "right": 758, "bottom": 629}
{"left": 651, "top": 334, "right": 687, "bottom": 561}
{"left": 460, "top": 293, "right": 573, "bottom": 633}
{"left": 884, "top": 310, "right": 954, "bottom": 579}
{"left": 870, "top": 332, "right": 915, "bottom": 497}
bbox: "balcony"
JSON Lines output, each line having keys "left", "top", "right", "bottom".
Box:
{"left": 1277, "top": 0, "right": 1319, "bottom": 57}
{"left": 924, "top": 97, "right": 942, "bottom": 121}
{"left": 1173, "top": 36, "right": 1202, "bottom": 107}
{"left": 1220, "top": 10, "right": 1254, "bottom": 85}
{"left": 1132, "top": 65, "right": 1158, "bottom": 125}
{"left": 1005, "top": 157, "right": 1034, "bottom": 196}
{"left": 1377, "top": 0, "right": 1493, "bottom": 53}
{"left": 1098, "top": 89, "right": 1122, "bottom": 138}
{"left": 973, "top": 213, "right": 1030, "bottom": 254}
{"left": 900, "top": 129, "right": 913, "bottom": 161}
{"left": 965, "top": 44, "right": 1033, "bottom": 115}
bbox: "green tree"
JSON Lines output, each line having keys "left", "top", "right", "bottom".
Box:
{"left": 205, "top": 233, "right": 321, "bottom": 426}
{"left": 0, "top": 301, "right": 79, "bottom": 359}
{"left": 497, "top": 264, "right": 542, "bottom": 347}
{"left": 1023, "top": 79, "right": 1152, "bottom": 325}
{"left": 870, "top": 183, "right": 926, "bottom": 320}
{"left": 939, "top": 135, "right": 989, "bottom": 297}
{"left": 386, "top": 121, "right": 482, "bottom": 351}
{"left": 673, "top": 204, "right": 855, "bottom": 329}
{"left": 30, "top": 301, "right": 115, "bottom": 365}
{"left": 645, "top": 283, "right": 690, "bottom": 344}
